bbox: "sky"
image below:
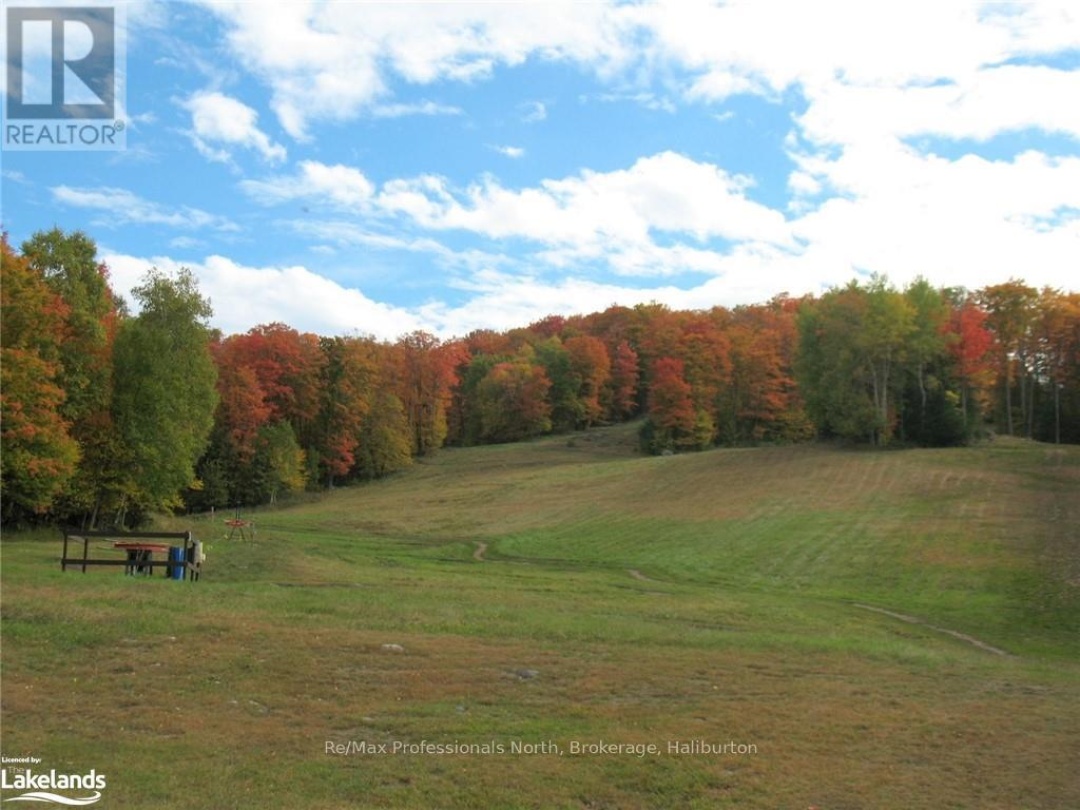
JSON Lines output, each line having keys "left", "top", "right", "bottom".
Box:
{"left": 2, "top": 0, "right": 1079, "bottom": 341}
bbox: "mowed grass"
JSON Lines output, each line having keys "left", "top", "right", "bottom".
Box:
{"left": 2, "top": 425, "right": 1078, "bottom": 809}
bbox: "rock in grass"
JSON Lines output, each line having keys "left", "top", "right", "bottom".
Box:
{"left": 381, "top": 643, "right": 406, "bottom": 653}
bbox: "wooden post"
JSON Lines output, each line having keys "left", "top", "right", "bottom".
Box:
{"left": 62, "top": 532, "right": 69, "bottom": 572}
{"left": 82, "top": 535, "right": 89, "bottom": 573}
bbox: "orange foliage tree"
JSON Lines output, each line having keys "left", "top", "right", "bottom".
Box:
{"left": 1, "top": 236, "right": 79, "bottom": 517}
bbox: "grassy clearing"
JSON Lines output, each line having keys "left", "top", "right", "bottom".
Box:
{"left": 2, "top": 426, "right": 1078, "bottom": 808}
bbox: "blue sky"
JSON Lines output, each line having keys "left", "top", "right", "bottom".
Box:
{"left": 3, "top": 0, "right": 1079, "bottom": 340}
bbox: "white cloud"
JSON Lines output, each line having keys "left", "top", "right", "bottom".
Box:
{"left": 256, "top": 146, "right": 1080, "bottom": 292}
{"left": 789, "top": 147, "right": 1080, "bottom": 290}
{"left": 593, "top": 91, "right": 677, "bottom": 113}
{"left": 643, "top": 1, "right": 1028, "bottom": 101}
{"left": 284, "top": 219, "right": 455, "bottom": 259}
{"left": 492, "top": 145, "right": 525, "bottom": 158}
{"left": 520, "top": 100, "right": 548, "bottom": 123}
{"left": 98, "top": 249, "right": 747, "bottom": 340}
{"left": 370, "top": 100, "right": 463, "bottom": 118}
{"left": 180, "top": 91, "right": 286, "bottom": 163}
{"left": 128, "top": 111, "right": 158, "bottom": 127}
{"left": 240, "top": 161, "right": 375, "bottom": 208}
{"left": 194, "top": 1, "right": 633, "bottom": 137}
{"left": 796, "top": 65, "right": 1080, "bottom": 149}
{"left": 51, "top": 186, "right": 239, "bottom": 231}
{"left": 377, "top": 151, "right": 794, "bottom": 267}
{"left": 168, "top": 235, "right": 204, "bottom": 250}
{"left": 631, "top": 0, "right": 1080, "bottom": 158}
{"left": 406, "top": 147, "right": 1078, "bottom": 319}
{"left": 102, "top": 252, "right": 425, "bottom": 340}
{"left": 419, "top": 272, "right": 685, "bottom": 336}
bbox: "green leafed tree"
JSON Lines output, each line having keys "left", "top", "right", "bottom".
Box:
{"left": 256, "top": 420, "right": 306, "bottom": 504}
{"left": 903, "top": 278, "right": 948, "bottom": 421}
{"left": 796, "top": 283, "right": 879, "bottom": 443}
{"left": 111, "top": 267, "right": 218, "bottom": 518}
{"left": 1030, "top": 289, "right": 1080, "bottom": 445}
{"left": 451, "top": 353, "right": 501, "bottom": 446}
{"left": 797, "top": 277, "right": 916, "bottom": 445}
{"left": 533, "top": 337, "right": 582, "bottom": 432}
{"left": 978, "top": 280, "right": 1039, "bottom": 437}
{"left": 355, "top": 390, "right": 413, "bottom": 479}
{"left": 859, "top": 276, "right": 914, "bottom": 445}
{"left": 473, "top": 357, "right": 553, "bottom": 443}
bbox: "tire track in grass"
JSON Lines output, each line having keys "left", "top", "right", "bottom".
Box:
{"left": 854, "top": 603, "right": 1013, "bottom": 657}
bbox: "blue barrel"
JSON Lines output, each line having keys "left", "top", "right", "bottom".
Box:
{"left": 168, "top": 546, "right": 185, "bottom": 580}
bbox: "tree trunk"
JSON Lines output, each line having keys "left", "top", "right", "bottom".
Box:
{"left": 1055, "top": 381, "right": 1061, "bottom": 445}
{"left": 1004, "top": 357, "right": 1014, "bottom": 436}
{"left": 1026, "top": 372, "right": 1036, "bottom": 440}
{"left": 870, "top": 368, "right": 882, "bottom": 446}
{"left": 918, "top": 363, "right": 927, "bottom": 417}
{"left": 879, "top": 358, "right": 891, "bottom": 446}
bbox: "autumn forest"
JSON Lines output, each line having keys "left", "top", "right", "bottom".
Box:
{"left": 2, "top": 227, "right": 1078, "bottom": 529}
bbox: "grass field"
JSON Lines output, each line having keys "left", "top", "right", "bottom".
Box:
{"left": 2, "top": 424, "right": 1078, "bottom": 808}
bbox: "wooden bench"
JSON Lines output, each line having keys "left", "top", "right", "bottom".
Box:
{"left": 61, "top": 530, "right": 202, "bottom": 581}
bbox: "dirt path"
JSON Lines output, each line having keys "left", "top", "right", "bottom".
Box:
{"left": 854, "top": 603, "right": 1013, "bottom": 657}
{"left": 628, "top": 569, "right": 652, "bottom": 582}
{"left": 473, "top": 541, "right": 488, "bottom": 561}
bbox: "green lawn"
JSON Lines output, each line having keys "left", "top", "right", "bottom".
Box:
{"left": 2, "top": 426, "right": 1078, "bottom": 808}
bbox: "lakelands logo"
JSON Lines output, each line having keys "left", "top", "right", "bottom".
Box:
{"left": 0, "top": 759, "right": 106, "bottom": 806}
{"left": 3, "top": 3, "right": 126, "bottom": 150}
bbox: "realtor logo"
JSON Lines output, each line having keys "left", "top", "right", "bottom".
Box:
{"left": 7, "top": 6, "right": 114, "bottom": 118}
{"left": 3, "top": 4, "right": 126, "bottom": 150}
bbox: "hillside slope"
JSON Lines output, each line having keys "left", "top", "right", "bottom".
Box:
{"left": 269, "top": 427, "right": 1079, "bottom": 656}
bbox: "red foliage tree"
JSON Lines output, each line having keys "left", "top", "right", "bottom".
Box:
{"left": 647, "top": 357, "right": 696, "bottom": 438}
{"left": 722, "top": 304, "right": 812, "bottom": 443}
{"left": 213, "top": 360, "right": 271, "bottom": 464}
{"left": 676, "top": 312, "right": 731, "bottom": 427}
{"left": 565, "top": 334, "right": 611, "bottom": 427}
{"left": 944, "top": 296, "right": 993, "bottom": 424}
{"left": 216, "top": 323, "right": 326, "bottom": 431}
{"left": 608, "top": 340, "right": 640, "bottom": 420}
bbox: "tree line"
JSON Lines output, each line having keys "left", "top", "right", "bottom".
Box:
{"left": 3, "top": 228, "right": 1078, "bottom": 528}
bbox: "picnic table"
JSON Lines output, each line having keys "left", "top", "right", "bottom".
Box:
{"left": 60, "top": 530, "right": 202, "bottom": 581}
